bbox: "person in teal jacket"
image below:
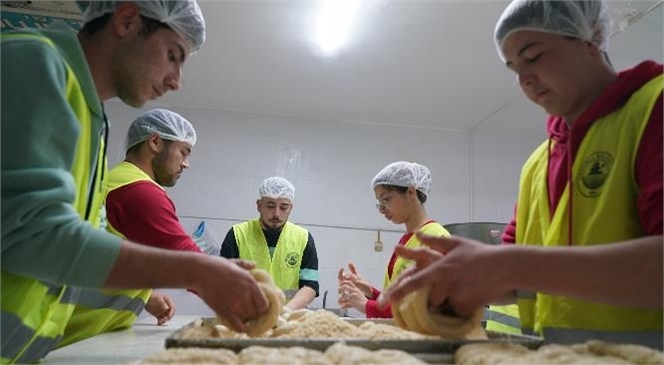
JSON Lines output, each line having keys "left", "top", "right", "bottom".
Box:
{"left": 1, "top": 2, "right": 268, "bottom": 363}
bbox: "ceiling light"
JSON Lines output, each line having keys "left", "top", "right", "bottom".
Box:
{"left": 313, "top": 0, "right": 360, "bottom": 57}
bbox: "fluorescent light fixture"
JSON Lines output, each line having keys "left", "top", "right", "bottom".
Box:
{"left": 314, "top": 0, "right": 360, "bottom": 57}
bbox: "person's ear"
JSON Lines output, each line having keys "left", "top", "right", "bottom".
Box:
{"left": 147, "top": 135, "right": 162, "bottom": 153}
{"left": 585, "top": 40, "right": 602, "bottom": 57}
{"left": 111, "top": 2, "right": 142, "bottom": 38}
{"left": 408, "top": 186, "right": 417, "bottom": 200}
{"left": 256, "top": 199, "right": 261, "bottom": 213}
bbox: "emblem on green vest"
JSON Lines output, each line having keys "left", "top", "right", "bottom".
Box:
{"left": 285, "top": 251, "right": 300, "bottom": 268}
{"left": 578, "top": 151, "right": 614, "bottom": 197}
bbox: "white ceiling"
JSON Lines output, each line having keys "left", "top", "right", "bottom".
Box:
{"left": 145, "top": 1, "right": 663, "bottom": 133}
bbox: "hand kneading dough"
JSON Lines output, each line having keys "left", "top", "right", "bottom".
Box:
{"left": 392, "top": 285, "right": 486, "bottom": 339}
{"left": 218, "top": 269, "right": 285, "bottom": 337}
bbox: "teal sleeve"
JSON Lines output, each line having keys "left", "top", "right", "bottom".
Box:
{"left": 1, "top": 37, "right": 122, "bottom": 287}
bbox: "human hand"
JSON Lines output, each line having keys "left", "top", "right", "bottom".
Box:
{"left": 145, "top": 291, "right": 175, "bottom": 325}
{"left": 337, "top": 263, "right": 372, "bottom": 297}
{"left": 229, "top": 258, "right": 256, "bottom": 271}
{"left": 192, "top": 256, "right": 270, "bottom": 332}
{"left": 381, "top": 233, "right": 509, "bottom": 317}
{"left": 337, "top": 281, "right": 368, "bottom": 313}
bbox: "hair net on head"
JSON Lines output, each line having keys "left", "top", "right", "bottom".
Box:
{"left": 372, "top": 161, "right": 431, "bottom": 196}
{"left": 76, "top": 1, "right": 206, "bottom": 52}
{"left": 259, "top": 177, "right": 295, "bottom": 201}
{"left": 494, "top": 0, "right": 611, "bottom": 61}
{"left": 125, "top": 109, "right": 197, "bottom": 151}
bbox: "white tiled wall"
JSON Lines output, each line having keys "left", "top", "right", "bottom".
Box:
{"left": 106, "top": 102, "right": 544, "bottom": 317}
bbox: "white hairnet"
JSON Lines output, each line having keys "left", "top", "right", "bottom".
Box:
{"left": 126, "top": 109, "right": 196, "bottom": 151}
{"left": 259, "top": 177, "right": 295, "bottom": 201}
{"left": 372, "top": 161, "right": 431, "bottom": 196}
{"left": 76, "top": 1, "right": 205, "bottom": 52}
{"left": 494, "top": 0, "right": 611, "bottom": 61}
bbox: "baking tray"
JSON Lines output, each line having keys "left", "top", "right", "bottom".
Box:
{"left": 165, "top": 317, "right": 543, "bottom": 364}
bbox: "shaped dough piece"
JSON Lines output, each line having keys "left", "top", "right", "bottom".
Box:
{"left": 239, "top": 346, "right": 332, "bottom": 365}
{"left": 455, "top": 343, "right": 530, "bottom": 365}
{"left": 586, "top": 340, "right": 664, "bottom": 364}
{"left": 217, "top": 269, "right": 285, "bottom": 337}
{"left": 392, "top": 285, "right": 485, "bottom": 339}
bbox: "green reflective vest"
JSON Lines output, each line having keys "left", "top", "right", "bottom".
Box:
{"left": 515, "top": 75, "right": 663, "bottom": 348}
{"left": 234, "top": 219, "right": 308, "bottom": 297}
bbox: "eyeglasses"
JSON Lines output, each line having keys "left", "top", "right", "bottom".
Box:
{"left": 375, "top": 198, "right": 390, "bottom": 211}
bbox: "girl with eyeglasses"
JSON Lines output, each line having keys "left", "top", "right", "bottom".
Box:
{"left": 337, "top": 161, "right": 450, "bottom": 318}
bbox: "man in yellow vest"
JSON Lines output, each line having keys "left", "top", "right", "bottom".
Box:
{"left": 1, "top": 2, "right": 268, "bottom": 363}
{"left": 59, "top": 109, "right": 221, "bottom": 346}
{"left": 221, "top": 177, "right": 320, "bottom": 310}
{"left": 382, "top": 0, "right": 662, "bottom": 350}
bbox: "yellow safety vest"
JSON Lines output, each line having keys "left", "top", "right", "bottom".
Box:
{"left": 515, "top": 75, "right": 663, "bottom": 347}
{"left": 234, "top": 219, "right": 308, "bottom": 297}
{"left": 59, "top": 162, "right": 154, "bottom": 347}
{"left": 1, "top": 33, "right": 107, "bottom": 364}
{"left": 382, "top": 222, "right": 450, "bottom": 288}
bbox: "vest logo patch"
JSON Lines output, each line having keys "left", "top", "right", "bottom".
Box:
{"left": 578, "top": 151, "right": 613, "bottom": 197}
{"left": 285, "top": 252, "right": 300, "bottom": 268}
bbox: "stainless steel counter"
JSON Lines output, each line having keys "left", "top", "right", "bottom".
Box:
{"left": 35, "top": 315, "right": 200, "bottom": 365}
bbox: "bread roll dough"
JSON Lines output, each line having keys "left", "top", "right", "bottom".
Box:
{"left": 392, "top": 285, "right": 485, "bottom": 339}
{"left": 218, "top": 269, "right": 285, "bottom": 337}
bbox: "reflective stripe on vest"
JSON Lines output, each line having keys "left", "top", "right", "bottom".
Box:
{"left": 514, "top": 75, "right": 664, "bottom": 344}
{"left": 234, "top": 219, "right": 308, "bottom": 295}
{"left": 383, "top": 222, "right": 450, "bottom": 288}
{"left": 43, "top": 283, "right": 80, "bottom": 305}
{"left": 485, "top": 304, "right": 521, "bottom": 335}
{"left": 1, "top": 313, "right": 62, "bottom": 364}
{"left": 1, "top": 32, "right": 104, "bottom": 364}
{"left": 73, "top": 289, "right": 146, "bottom": 315}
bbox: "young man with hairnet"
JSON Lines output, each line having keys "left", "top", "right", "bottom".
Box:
{"left": 220, "top": 177, "right": 320, "bottom": 310}
{"left": 60, "top": 109, "right": 245, "bottom": 346}
{"left": 382, "top": 0, "right": 662, "bottom": 349}
{"left": 1, "top": 2, "right": 268, "bottom": 363}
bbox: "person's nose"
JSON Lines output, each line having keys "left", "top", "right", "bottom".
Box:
{"left": 517, "top": 68, "right": 535, "bottom": 89}
{"left": 165, "top": 67, "right": 182, "bottom": 91}
{"left": 182, "top": 157, "right": 190, "bottom": 169}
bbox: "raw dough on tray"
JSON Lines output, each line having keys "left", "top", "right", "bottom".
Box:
{"left": 455, "top": 340, "right": 664, "bottom": 365}
{"left": 128, "top": 343, "right": 426, "bottom": 365}
{"left": 391, "top": 285, "right": 487, "bottom": 340}
{"left": 217, "top": 269, "right": 285, "bottom": 337}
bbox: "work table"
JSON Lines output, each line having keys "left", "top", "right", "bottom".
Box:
{"left": 39, "top": 315, "right": 199, "bottom": 365}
